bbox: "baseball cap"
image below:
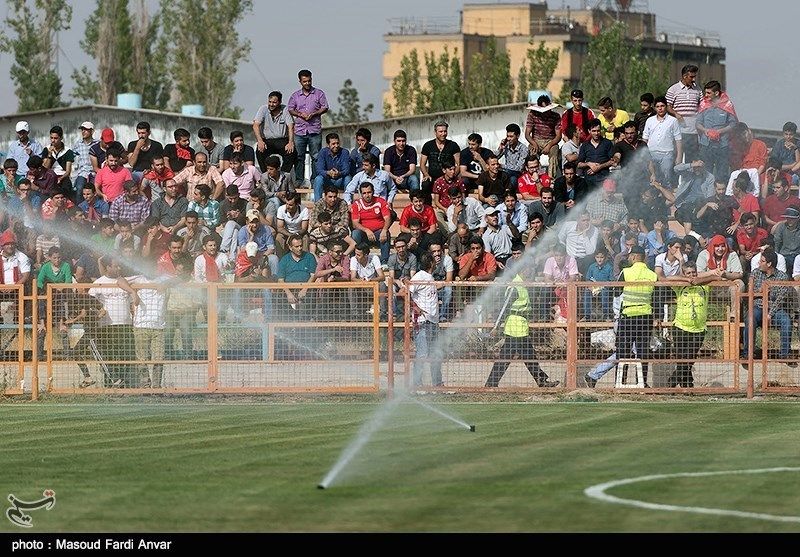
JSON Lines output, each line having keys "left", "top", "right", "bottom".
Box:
{"left": 246, "top": 209, "right": 261, "bottom": 222}
{"left": 79, "top": 121, "right": 95, "bottom": 130}
{"left": 15, "top": 121, "right": 29, "bottom": 133}
{"left": 100, "top": 128, "right": 115, "bottom": 142}
{"left": 781, "top": 207, "right": 800, "bottom": 219}
{"left": 484, "top": 206, "right": 500, "bottom": 216}
{"left": 629, "top": 246, "right": 646, "bottom": 256}
{"left": 245, "top": 241, "right": 258, "bottom": 257}
{"left": 0, "top": 229, "right": 17, "bottom": 246}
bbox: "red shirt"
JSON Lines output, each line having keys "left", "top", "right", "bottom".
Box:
{"left": 517, "top": 171, "right": 552, "bottom": 198}
{"left": 733, "top": 193, "right": 760, "bottom": 224}
{"left": 736, "top": 227, "right": 768, "bottom": 254}
{"left": 432, "top": 177, "right": 465, "bottom": 208}
{"left": 351, "top": 197, "right": 390, "bottom": 230}
{"left": 458, "top": 251, "right": 497, "bottom": 279}
{"left": 95, "top": 165, "right": 133, "bottom": 202}
{"left": 400, "top": 204, "right": 437, "bottom": 230}
{"left": 762, "top": 193, "right": 797, "bottom": 225}
{"left": 734, "top": 139, "right": 768, "bottom": 171}
{"left": 156, "top": 252, "right": 178, "bottom": 277}
{"left": 560, "top": 107, "right": 596, "bottom": 143}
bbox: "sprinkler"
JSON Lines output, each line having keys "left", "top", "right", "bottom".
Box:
{"left": 469, "top": 425, "right": 476, "bottom": 432}
{"left": 317, "top": 484, "right": 326, "bottom": 490}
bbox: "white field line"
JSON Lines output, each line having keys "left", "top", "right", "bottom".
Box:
{"left": 585, "top": 467, "right": 800, "bottom": 523}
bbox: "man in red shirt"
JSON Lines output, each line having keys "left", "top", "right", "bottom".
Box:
{"left": 762, "top": 176, "right": 797, "bottom": 229}
{"left": 731, "top": 122, "right": 768, "bottom": 176}
{"left": 455, "top": 236, "right": 497, "bottom": 315}
{"left": 560, "top": 89, "right": 595, "bottom": 144}
{"left": 351, "top": 182, "right": 391, "bottom": 262}
{"left": 95, "top": 147, "right": 132, "bottom": 203}
{"left": 736, "top": 212, "right": 768, "bottom": 268}
{"left": 400, "top": 190, "right": 437, "bottom": 235}
{"left": 517, "top": 155, "right": 551, "bottom": 203}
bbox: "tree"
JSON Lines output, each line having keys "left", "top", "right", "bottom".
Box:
{"left": 464, "top": 37, "right": 512, "bottom": 108}
{"left": 327, "top": 79, "right": 374, "bottom": 124}
{"left": 160, "top": 0, "right": 252, "bottom": 119}
{"left": 516, "top": 41, "right": 560, "bottom": 102}
{"left": 385, "top": 49, "right": 425, "bottom": 118}
{"left": 72, "top": 0, "right": 170, "bottom": 110}
{"left": 424, "top": 47, "right": 465, "bottom": 112}
{"left": 0, "top": 0, "right": 72, "bottom": 112}
{"left": 578, "top": 22, "right": 672, "bottom": 113}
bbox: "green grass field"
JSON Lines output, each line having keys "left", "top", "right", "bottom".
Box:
{"left": 2, "top": 397, "right": 800, "bottom": 532}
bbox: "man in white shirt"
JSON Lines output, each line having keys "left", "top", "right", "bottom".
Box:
{"left": 643, "top": 95, "right": 683, "bottom": 189}
{"left": 405, "top": 253, "right": 443, "bottom": 387}
{"left": 88, "top": 259, "right": 135, "bottom": 387}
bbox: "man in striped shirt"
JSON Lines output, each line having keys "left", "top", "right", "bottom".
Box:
{"left": 666, "top": 64, "right": 701, "bottom": 164}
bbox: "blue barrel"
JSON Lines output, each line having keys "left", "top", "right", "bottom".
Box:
{"left": 116, "top": 93, "right": 142, "bottom": 109}
{"left": 181, "top": 105, "right": 205, "bottom": 116}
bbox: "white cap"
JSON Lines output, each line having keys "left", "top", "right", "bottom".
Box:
{"left": 15, "top": 121, "right": 29, "bottom": 133}
{"left": 245, "top": 241, "right": 258, "bottom": 257}
{"left": 79, "top": 121, "right": 95, "bottom": 130}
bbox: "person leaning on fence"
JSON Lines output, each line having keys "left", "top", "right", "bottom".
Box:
{"left": 485, "top": 261, "right": 560, "bottom": 389}
{"left": 614, "top": 245, "right": 658, "bottom": 388}
{"left": 663, "top": 261, "right": 717, "bottom": 388}
{"left": 402, "top": 253, "right": 443, "bottom": 388}
{"left": 741, "top": 248, "right": 796, "bottom": 366}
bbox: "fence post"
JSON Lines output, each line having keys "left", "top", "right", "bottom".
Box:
{"left": 46, "top": 287, "right": 53, "bottom": 393}
{"left": 746, "top": 277, "right": 755, "bottom": 399}
{"left": 566, "top": 282, "right": 578, "bottom": 390}
{"left": 387, "top": 277, "right": 394, "bottom": 398}
{"left": 208, "top": 284, "right": 218, "bottom": 392}
{"left": 372, "top": 282, "right": 381, "bottom": 393}
{"left": 30, "top": 294, "right": 39, "bottom": 401}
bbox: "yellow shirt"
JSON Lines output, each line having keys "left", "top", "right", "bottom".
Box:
{"left": 598, "top": 109, "right": 630, "bottom": 140}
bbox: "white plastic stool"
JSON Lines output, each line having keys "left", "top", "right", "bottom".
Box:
{"left": 615, "top": 359, "right": 644, "bottom": 388}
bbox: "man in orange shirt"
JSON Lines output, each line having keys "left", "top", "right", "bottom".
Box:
{"left": 731, "top": 122, "right": 768, "bottom": 176}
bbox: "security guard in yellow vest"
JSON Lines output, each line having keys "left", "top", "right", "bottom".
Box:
{"left": 616, "top": 245, "right": 658, "bottom": 387}
{"left": 485, "top": 271, "right": 560, "bottom": 388}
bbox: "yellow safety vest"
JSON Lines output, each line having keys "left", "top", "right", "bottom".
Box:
{"left": 621, "top": 262, "right": 657, "bottom": 317}
{"left": 504, "top": 274, "right": 530, "bottom": 337}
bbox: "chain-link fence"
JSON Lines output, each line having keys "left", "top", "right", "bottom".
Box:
{"left": 16, "top": 278, "right": 800, "bottom": 397}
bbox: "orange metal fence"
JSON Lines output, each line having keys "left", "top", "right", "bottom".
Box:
{"left": 3, "top": 279, "right": 799, "bottom": 398}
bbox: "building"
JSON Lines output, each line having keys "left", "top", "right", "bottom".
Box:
{"left": 382, "top": 1, "right": 726, "bottom": 109}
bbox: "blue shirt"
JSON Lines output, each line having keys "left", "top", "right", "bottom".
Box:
{"left": 350, "top": 144, "right": 381, "bottom": 175}
{"left": 586, "top": 261, "right": 613, "bottom": 282}
{"left": 236, "top": 224, "right": 275, "bottom": 253}
{"left": 78, "top": 198, "right": 110, "bottom": 219}
{"left": 6, "top": 138, "right": 45, "bottom": 175}
{"left": 344, "top": 169, "right": 396, "bottom": 204}
{"left": 277, "top": 251, "right": 317, "bottom": 283}
{"left": 315, "top": 147, "right": 352, "bottom": 177}
{"left": 696, "top": 107, "right": 737, "bottom": 147}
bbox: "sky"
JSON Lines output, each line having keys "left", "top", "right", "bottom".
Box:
{"left": 0, "top": 0, "right": 794, "bottom": 130}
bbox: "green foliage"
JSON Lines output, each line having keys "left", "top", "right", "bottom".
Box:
{"left": 387, "top": 49, "right": 425, "bottom": 118}
{"left": 0, "top": 0, "right": 72, "bottom": 112}
{"left": 516, "top": 41, "right": 560, "bottom": 102}
{"left": 464, "top": 38, "right": 513, "bottom": 108}
{"left": 578, "top": 22, "right": 672, "bottom": 112}
{"left": 423, "top": 47, "right": 465, "bottom": 113}
{"left": 72, "top": 1, "right": 171, "bottom": 110}
{"left": 329, "top": 79, "right": 374, "bottom": 125}
{"left": 160, "top": 0, "right": 253, "bottom": 118}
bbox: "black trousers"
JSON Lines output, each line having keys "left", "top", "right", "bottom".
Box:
{"left": 615, "top": 314, "right": 652, "bottom": 384}
{"left": 670, "top": 327, "right": 705, "bottom": 387}
{"left": 485, "top": 334, "right": 548, "bottom": 387}
{"left": 256, "top": 137, "right": 297, "bottom": 173}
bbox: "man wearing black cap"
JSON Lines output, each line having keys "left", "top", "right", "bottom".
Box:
{"left": 560, "top": 89, "right": 596, "bottom": 144}
{"left": 613, "top": 245, "right": 658, "bottom": 388}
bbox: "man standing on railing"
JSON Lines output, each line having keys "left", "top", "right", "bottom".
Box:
{"left": 484, "top": 262, "right": 560, "bottom": 389}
